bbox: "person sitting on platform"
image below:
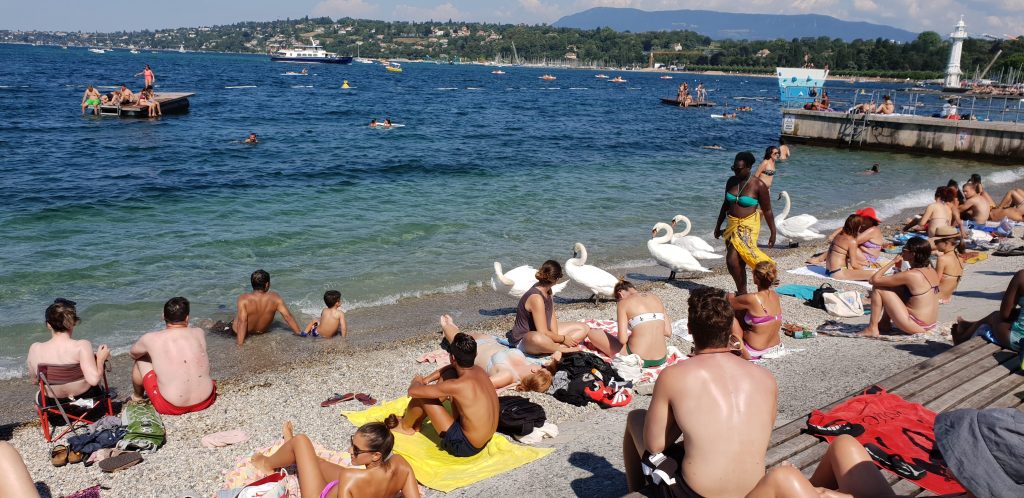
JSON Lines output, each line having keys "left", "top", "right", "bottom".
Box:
{"left": 506, "top": 260, "right": 593, "bottom": 355}
{"left": 875, "top": 95, "right": 895, "bottom": 114}
{"left": 81, "top": 85, "right": 101, "bottom": 115}
{"left": 138, "top": 87, "right": 161, "bottom": 117}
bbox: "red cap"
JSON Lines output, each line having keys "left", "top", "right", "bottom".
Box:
{"left": 855, "top": 207, "right": 882, "bottom": 224}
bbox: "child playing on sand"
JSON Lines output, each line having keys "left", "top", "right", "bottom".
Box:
{"left": 303, "top": 290, "right": 348, "bottom": 338}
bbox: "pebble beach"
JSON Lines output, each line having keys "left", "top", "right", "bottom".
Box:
{"left": 9, "top": 217, "right": 1022, "bottom": 497}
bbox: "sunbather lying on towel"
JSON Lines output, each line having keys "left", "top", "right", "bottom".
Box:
{"left": 584, "top": 278, "right": 671, "bottom": 367}
{"left": 252, "top": 421, "right": 419, "bottom": 498}
{"left": 439, "top": 314, "right": 555, "bottom": 392}
{"left": 623, "top": 288, "right": 777, "bottom": 497}
{"left": 728, "top": 261, "right": 783, "bottom": 360}
{"left": 386, "top": 333, "right": 499, "bottom": 458}
{"left": 953, "top": 268, "right": 1024, "bottom": 350}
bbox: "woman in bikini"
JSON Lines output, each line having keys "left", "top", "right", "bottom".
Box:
{"left": 904, "top": 186, "right": 956, "bottom": 237}
{"left": 26, "top": 299, "right": 111, "bottom": 401}
{"left": 728, "top": 261, "right": 782, "bottom": 360}
{"left": 807, "top": 208, "right": 885, "bottom": 267}
{"left": 754, "top": 146, "right": 780, "bottom": 189}
{"left": 859, "top": 237, "right": 939, "bottom": 337}
{"left": 933, "top": 227, "right": 964, "bottom": 304}
{"left": 439, "top": 314, "right": 554, "bottom": 392}
{"left": 714, "top": 152, "right": 777, "bottom": 294}
{"left": 252, "top": 421, "right": 418, "bottom": 498}
{"left": 953, "top": 269, "right": 1024, "bottom": 350}
{"left": 585, "top": 278, "right": 671, "bottom": 367}
{"left": 505, "top": 260, "right": 593, "bottom": 355}
{"left": 824, "top": 215, "right": 876, "bottom": 281}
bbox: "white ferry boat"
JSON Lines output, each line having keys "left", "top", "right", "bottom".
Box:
{"left": 270, "top": 38, "right": 352, "bottom": 64}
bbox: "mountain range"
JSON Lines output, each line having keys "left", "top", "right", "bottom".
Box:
{"left": 552, "top": 7, "right": 918, "bottom": 42}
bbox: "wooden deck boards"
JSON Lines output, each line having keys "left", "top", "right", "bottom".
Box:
{"left": 115, "top": 92, "right": 194, "bottom": 112}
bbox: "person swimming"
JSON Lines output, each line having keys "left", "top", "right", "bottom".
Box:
{"left": 342, "top": 80, "right": 351, "bottom": 89}
{"left": 368, "top": 119, "right": 378, "bottom": 128}
{"left": 244, "top": 133, "right": 258, "bottom": 144}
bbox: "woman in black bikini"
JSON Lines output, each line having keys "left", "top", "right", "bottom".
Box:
{"left": 754, "top": 146, "right": 780, "bottom": 189}
{"left": 933, "top": 226, "right": 963, "bottom": 304}
{"left": 859, "top": 237, "right": 940, "bottom": 337}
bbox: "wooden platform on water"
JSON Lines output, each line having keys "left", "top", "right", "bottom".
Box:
{"left": 98, "top": 92, "right": 194, "bottom": 118}
{"left": 628, "top": 337, "right": 1024, "bottom": 496}
{"left": 659, "top": 98, "right": 715, "bottom": 107}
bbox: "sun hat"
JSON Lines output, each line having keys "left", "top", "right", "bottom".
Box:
{"left": 854, "top": 207, "right": 881, "bottom": 225}
{"left": 934, "top": 408, "right": 1024, "bottom": 497}
{"left": 932, "top": 226, "right": 960, "bottom": 240}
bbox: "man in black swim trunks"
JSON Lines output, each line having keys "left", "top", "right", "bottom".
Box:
{"left": 385, "top": 333, "right": 498, "bottom": 457}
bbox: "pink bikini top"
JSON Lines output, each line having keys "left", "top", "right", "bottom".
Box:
{"left": 744, "top": 293, "right": 782, "bottom": 326}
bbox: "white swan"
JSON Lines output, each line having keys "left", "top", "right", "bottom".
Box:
{"left": 775, "top": 191, "right": 824, "bottom": 246}
{"left": 670, "top": 215, "right": 723, "bottom": 260}
{"left": 491, "top": 262, "right": 568, "bottom": 298}
{"left": 648, "top": 223, "right": 711, "bottom": 280}
{"left": 565, "top": 242, "right": 619, "bottom": 304}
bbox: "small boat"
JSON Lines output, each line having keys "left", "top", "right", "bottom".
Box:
{"left": 88, "top": 48, "right": 106, "bottom": 54}
{"left": 491, "top": 70, "right": 506, "bottom": 75}
{"left": 610, "top": 77, "right": 627, "bottom": 83}
{"left": 540, "top": 74, "right": 556, "bottom": 80}
{"left": 595, "top": 74, "right": 609, "bottom": 79}
{"left": 660, "top": 98, "right": 716, "bottom": 107}
{"left": 130, "top": 49, "right": 140, "bottom": 54}
{"left": 385, "top": 63, "right": 403, "bottom": 73}
{"left": 353, "top": 57, "right": 375, "bottom": 64}
{"left": 178, "top": 44, "right": 186, "bottom": 53}
{"left": 660, "top": 75, "right": 673, "bottom": 79}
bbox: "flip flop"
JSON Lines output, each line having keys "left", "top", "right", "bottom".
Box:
{"left": 51, "top": 445, "right": 69, "bottom": 467}
{"left": 99, "top": 451, "right": 143, "bottom": 473}
{"left": 321, "top": 393, "right": 355, "bottom": 407}
{"left": 354, "top": 393, "right": 376, "bottom": 406}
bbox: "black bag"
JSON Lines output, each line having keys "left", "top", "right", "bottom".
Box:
{"left": 496, "top": 396, "right": 546, "bottom": 437}
{"left": 807, "top": 283, "right": 837, "bottom": 310}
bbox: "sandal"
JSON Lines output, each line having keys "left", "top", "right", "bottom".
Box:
{"left": 68, "top": 448, "right": 84, "bottom": 464}
{"left": 321, "top": 392, "right": 354, "bottom": 407}
{"left": 99, "top": 451, "right": 143, "bottom": 473}
{"left": 51, "top": 445, "right": 69, "bottom": 467}
{"left": 354, "top": 393, "right": 377, "bottom": 406}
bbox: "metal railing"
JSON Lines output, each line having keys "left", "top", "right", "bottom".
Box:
{"left": 784, "top": 87, "right": 1024, "bottom": 124}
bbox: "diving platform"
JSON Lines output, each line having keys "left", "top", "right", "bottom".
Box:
{"left": 98, "top": 92, "right": 194, "bottom": 118}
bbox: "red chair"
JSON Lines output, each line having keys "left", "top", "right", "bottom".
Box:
{"left": 34, "top": 363, "right": 114, "bottom": 442}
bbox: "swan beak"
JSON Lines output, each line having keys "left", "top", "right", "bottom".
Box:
{"left": 776, "top": 193, "right": 782, "bottom": 200}
{"left": 671, "top": 221, "right": 677, "bottom": 227}
{"left": 650, "top": 229, "right": 657, "bottom": 237}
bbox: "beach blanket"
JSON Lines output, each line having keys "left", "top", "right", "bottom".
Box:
{"left": 807, "top": 387, "right": 965, "bottom": 495}
{"left": 787, "top": 265, "right": 873, "bottom": 289}
{"left": 815, "top": 320, "right": 947, "bottom": 342}
{"left": 342, "top": 397, "right": 553, "bottom": 492}
{"left": 581, "top": 319, "right": 686, "bottom": 384}
{"left": 222, "top": 439, "right": 351, "bottom": 498}
{"left": 777, "top": 284, "right": 818, "bottom": 301}
{"left": 416, "top": 348, "right": 451, "bottom": 366}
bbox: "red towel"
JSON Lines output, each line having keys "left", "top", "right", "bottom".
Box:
{"left": 806, "top": 387, "right": 965, "bottom": 495}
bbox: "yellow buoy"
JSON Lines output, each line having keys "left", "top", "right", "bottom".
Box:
{"left": 342, "top": 80, "right": 350, "bottom": 89}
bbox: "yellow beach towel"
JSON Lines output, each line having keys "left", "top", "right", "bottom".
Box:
{"left": 723, "top": 210, "right": 773, "bottom": 267}
{"left": 342, "top": 397, "right": 554, "bottom": 492}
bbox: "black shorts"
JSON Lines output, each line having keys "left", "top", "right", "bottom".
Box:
{"left": 649, "top": 445, "right": 705, "bottom": 498}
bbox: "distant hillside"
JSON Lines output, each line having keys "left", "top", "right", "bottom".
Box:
{"left": 553, "top": 7, "right": 917, "bottom": 42}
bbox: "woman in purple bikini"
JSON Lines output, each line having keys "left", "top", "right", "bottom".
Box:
{"left": 728, "top": 261, "right": 783, "bottom": 360}
{"left": 251, "top": 421, "right": 419, "bottom": 498}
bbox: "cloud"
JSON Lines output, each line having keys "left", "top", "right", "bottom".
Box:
{"left": 312, "top": 0, "right": 378, "bottom": 18}
{"left": 392, "top": 2, "right": 463, "bottom": 21}
{"left": 519, "top": 0, "right": 564, "bottom": 18}
{"left": 852, "top": 0, "right": 879, "bottom": 12}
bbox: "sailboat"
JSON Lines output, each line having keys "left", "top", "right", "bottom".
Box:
{"left": 178, "top": 44, "right": 186, "bottom": 53}
{"left": 511, "top": 41, "right": 522, "bottom": 66}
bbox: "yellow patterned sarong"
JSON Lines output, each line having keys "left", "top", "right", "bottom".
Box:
{"left": 723, "top": 211, "right": 773, "bottom": 267}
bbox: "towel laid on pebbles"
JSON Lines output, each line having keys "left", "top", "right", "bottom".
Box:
{"left": 816, "top": 320, "right": 948, "bottom": 342}
{"left": 788, "top": 265, "right": 873, "bottom": 289}
{"left": 416, "top": 348, "right": 451, "bottom": 365}
{"left": 582, "top": 319, "right": 686, "bottom": 384}
{"left": 202, "top": 430, "right": 249, "bottom": 449}
{"left": 222, "top": 439, "right": 351, "bottom": 498}
{"left": 342, "top": 397, "right": 553, "bottom": 492}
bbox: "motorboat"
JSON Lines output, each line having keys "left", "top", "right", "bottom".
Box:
{"left": 595, "top": 74, "right": 609, "bottom": 79}
{"left": 610, "top": 76, "right": 627, "bottom": 83}
{"left": 271, "top": 38, "right": 353, "bottom": 64}
{"left": 491, "top": 70, "right": 506, "bottom": 75}
{"left": 88, "top": 48, "right": 106, "bottom": 54}
{"left": 660, "top": 75, "right": 673, "bottom": 79}
{"left": 385, "top": 62, "right": 403, "bottom": 73}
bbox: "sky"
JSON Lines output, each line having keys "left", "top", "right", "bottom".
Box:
{"left": 3, "top": 0, "right": 1022, "bottom": 39}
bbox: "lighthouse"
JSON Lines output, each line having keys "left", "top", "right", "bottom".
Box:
{"left": 945, "top": 16, "right": 968, "bottom": 89}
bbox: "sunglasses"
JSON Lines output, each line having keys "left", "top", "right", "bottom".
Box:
{"left": 350, "top": 436, "right": 374, "bottom": 456}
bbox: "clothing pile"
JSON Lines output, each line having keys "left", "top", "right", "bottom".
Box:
{"left": 54, "top": 402, "right": 164, "bottom": 472}
{"left": 549, "top": 352, "right": 632, "bottom": 408}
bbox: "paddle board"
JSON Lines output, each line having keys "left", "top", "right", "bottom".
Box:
{"left": 225, "top": 85, "right": 257, "bottom": 89}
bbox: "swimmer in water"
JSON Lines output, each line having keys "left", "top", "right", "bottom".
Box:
{"left": 369, "top": 119, "right": 378, "bottom": 128}
{"left": 384, "top": 118, "right": 392, "bottom": 129}
{"left": 342, "top": 80, "right": 350, "bottom": 89}
{"left": 862, "top": 164, "right": 880, "bottom": 174}
{"left": 702, "top": 145, "right": 724, "bottom": 150}
{"left": 244, "top": 133, "right": 258, "bottom": 144}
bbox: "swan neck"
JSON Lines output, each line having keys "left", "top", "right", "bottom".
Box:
{"left": 678, "top": 216, "right": 692, "bottom": 237}
{"left": 779, "top": 192, "right": 791, "bottom": 220}
{"left": 653, "top": 224, "right": 674, "bottom": 244}
{"left": 577, "top": 245, "right": 588, "bottom": 265}
{"left": 494, "top": 262, "right": 514, "bottom": 286}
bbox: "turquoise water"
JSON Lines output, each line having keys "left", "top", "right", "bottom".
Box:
{"left": 1, "top": 44, "right": 1021, "bottom": 377}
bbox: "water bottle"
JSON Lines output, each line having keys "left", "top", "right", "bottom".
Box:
{"left": 792, "top": 330, "right": 817, "bottom": 339}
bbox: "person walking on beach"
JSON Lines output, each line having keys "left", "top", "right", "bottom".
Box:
{"left": 714, "top": 152, "right": 777, "bottom": 294}
{"left": 623, "top": 287, "right": 777, "bottom": 496}
{"left": 386, "top": 332, "right": 498, "bottom": 457}
{"left": 135, "top": 64, "right": 155, "bottom": 88}
{"left": 506, "top": 260, "right": 593, "bottom": 355}
{"left": 129, "top": 297, "right": 216, "bottom": 415}
{"left": 214, "top": 269, "right": 302, "bottom": 345}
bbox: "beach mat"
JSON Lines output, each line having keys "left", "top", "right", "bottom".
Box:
{"left": 582, "top": 319, "right": 688, "bottom": 383}
{"left": 807, "top": 387, "right": 965, "bottom": 495}
{"left": 222, "top": 439, "right": 351, "bottom": 498}
{"left": 815, "top": 320, "right": 946, "bottom": 342}
{"left": 342, "top": 397, "right": 554, "bottom": 492}
{"left": 787, "top": 265, "right": 873, "bottom": 289}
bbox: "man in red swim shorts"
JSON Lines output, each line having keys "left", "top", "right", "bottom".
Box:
{"left": 130, "top": 297, "right": 216, "bottom": 415}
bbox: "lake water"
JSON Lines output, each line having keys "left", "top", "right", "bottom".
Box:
{"left": 1, "top": 44, "right": 1021, "bottom": 378}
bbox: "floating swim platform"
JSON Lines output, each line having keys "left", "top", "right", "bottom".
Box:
{"left": 660, "top": 98, "right": 716, "bottom": 107}
{"left": 97, "top": 92, "right": 194, "bottom": 118}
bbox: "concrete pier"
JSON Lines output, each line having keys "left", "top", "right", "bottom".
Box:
{"left": 780, "top": 109, "right": 1024, "bottom": 163}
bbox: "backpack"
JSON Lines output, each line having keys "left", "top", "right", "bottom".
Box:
{"left": 823, "top": 290, "right": 864, "bottom": 318}
{"left": 117, "top": 401, "right": 165, "bottom": 453}
{"left": 496, "top": 396, "right": 546, "bottom": 437}
{"left": 807, "top": 283, "right": 837, "bottom": 310}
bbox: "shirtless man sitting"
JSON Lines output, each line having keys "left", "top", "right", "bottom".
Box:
{"left": 961, "top": 182, "right": 1024, "bottom": 223}
{"left": 875, "top": 95, "right": 895, "bottom": 114}
{"left": 130, "top": 297, "right": 216, "bottom": 415}
{"left": 623, "top": 287, "right": 778, "bottom": 496}
{"left": 385, "top": 333, "right": 499, "bottom": 457}
{"left": 215, "top": 269, "right": 302, "bottom": 345}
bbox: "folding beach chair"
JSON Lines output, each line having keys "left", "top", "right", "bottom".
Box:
{"left": 34, "top": 363, "right": 114, "bottom": 442}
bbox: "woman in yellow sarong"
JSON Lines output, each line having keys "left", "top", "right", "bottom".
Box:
{"left": 714, "top": 152, "right": 777, "bottom": 293}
